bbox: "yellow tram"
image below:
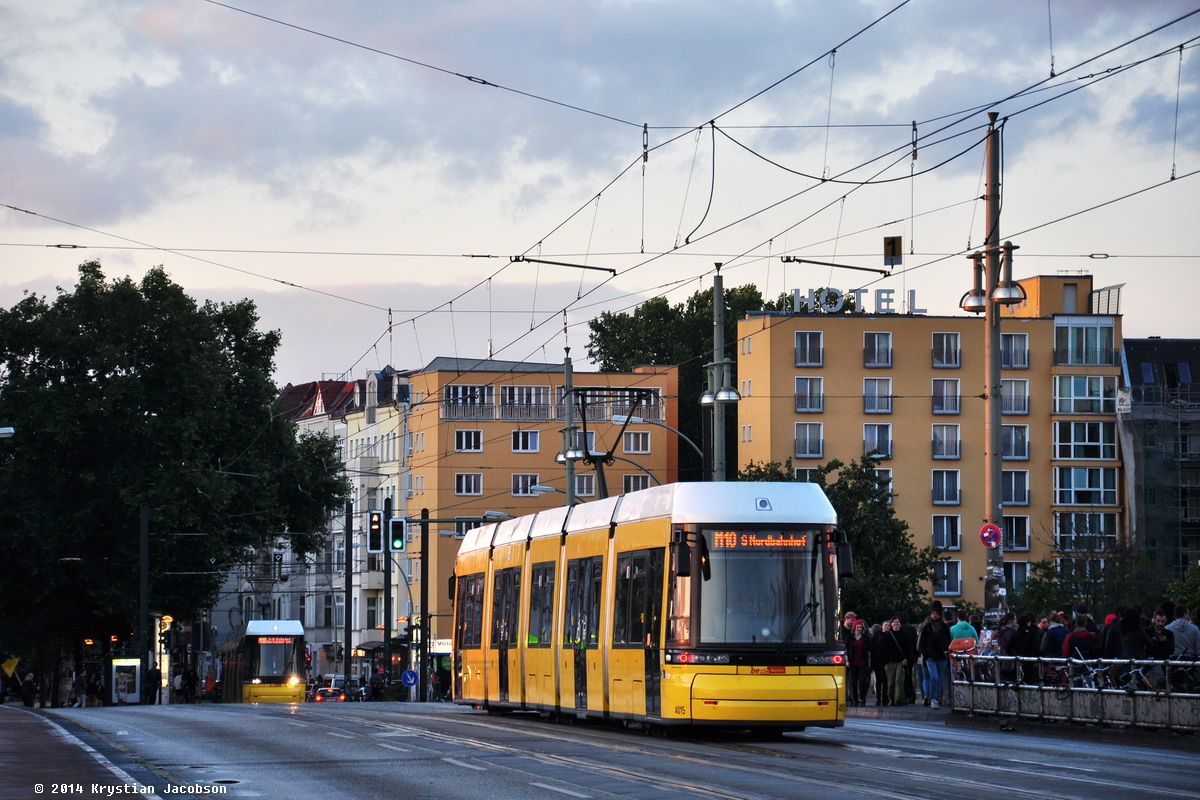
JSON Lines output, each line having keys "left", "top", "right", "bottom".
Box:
{"left": 219, "top": 620, "right": 307, "bottom": 703}
{"left": 452, "top": 482, "right": 851, "bottom": 732}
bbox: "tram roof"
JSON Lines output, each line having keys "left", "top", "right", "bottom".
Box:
{"left": 245, "top": 620, "right": 304, "bottom": 637}
{"left": 457, "top": 482, "right": 836, "bottom": 554}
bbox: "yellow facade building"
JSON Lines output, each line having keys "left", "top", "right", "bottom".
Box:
{"left": 736, "top": 275, "right": 1123, "bottom": 610}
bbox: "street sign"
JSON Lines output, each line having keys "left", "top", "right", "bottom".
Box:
{"left": 979, "top": 523, "right": 1002, "bottom": 549}
{"left": 884, "top": 236, "right": 903, "bottom": 267}
{"left": 400, "top": 669, "right": 419, "bottom": 687}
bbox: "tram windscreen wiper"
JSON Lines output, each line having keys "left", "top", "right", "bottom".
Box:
{"left": 776, "top": 601, "right": 819, "bottom": 654}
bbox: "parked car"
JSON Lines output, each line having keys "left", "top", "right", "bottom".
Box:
{"left": 309, "top": 674, "right": 364, "bottom": 703}
{"left": 312, "top": 686, "right": 347, "bottom": 702}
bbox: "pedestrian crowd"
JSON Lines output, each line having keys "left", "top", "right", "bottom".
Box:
{"left": 842, "top": 599, "right": 1200, "bottom": 708}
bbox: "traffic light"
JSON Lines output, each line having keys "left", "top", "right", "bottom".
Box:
{"left": 367, "top": 511, "right": 383, "bottom": 553}
{"left": 388, "top": 518, "right": 407, "bottom": 553}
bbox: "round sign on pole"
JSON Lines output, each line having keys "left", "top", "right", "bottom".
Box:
{"left": 979, "top": 523, "right": 1002, "bottom": 549}
{"left": 400, "top": 669, "right": 419, "bottom": 687}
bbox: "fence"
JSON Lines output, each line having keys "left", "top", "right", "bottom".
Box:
{"left": 950, "top": 654, "right": 1200, "bottom": 733}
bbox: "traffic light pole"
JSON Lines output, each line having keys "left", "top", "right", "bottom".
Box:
{"left": 383, "top": 497, "right": 393, "bottom": 690}
{"left": 343, "top": 500, "right": 353, "bottom": 686}
{"left": 419, "top": 508, "right": 430, "bottom": 703}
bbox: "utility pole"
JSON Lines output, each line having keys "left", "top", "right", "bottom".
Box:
{"left": 983, "top": 111, "right": 1007, "bottom": 622}
{"left": 383, "top": 497, "right": 393, "bottom": 688}
{"left": 139, "top": 503, "right": 149, "bottom": 683}
{"left": 563, "top": 349, "right": 576, "bottom": 506}
{"left": 419, "top": 508, "right": 430, "bottom": 702}
{"left": 713, "top": 267, "right": 727, "bottom": 481}
{"left": 344, "top": 500, "right": 353, "bottom": 684}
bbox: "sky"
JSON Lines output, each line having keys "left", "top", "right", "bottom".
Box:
{"left": 2, "top": 0, "right": 1198, "bottom": 386}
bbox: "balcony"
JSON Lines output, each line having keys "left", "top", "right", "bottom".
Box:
{"left": 611, "top": 403, "right": 662, "bottom": 422}
{"left": 1054, "top": 347, "right": 1115, "bottom": 366}
{"left": 794, "top": 393, "right": 824, "bottom": 413}
{"left": 498, "top": 403, "right": 552, "bottom": 421}
{"left": 1001, "top": 348, "right": 1030, "bottom": 369}
{"left": 932, "top": 439, "right": 961, "bottom": 460}
{"left": 442, "top": 402, "right": 495, "bottom": 421}
{"left": 932, "top": 349, "right": 961, "bottom": 369}
{"left": 932, "top": 394, "right": 961, "bottom": 415}
{"left": 555, "top": 403, "right": 606, "bottom": 422}
{"left": 1002, "top": 395, "right": 1030, "bottom": 415}
{"left": 1003, "top": 439, "right": 1030, "bottom": 460}
{"left": 794, "top": 347, "right": 824, "bottom": 367}
{"left": 932, "top": 488, "right": 962, "bottom": 505}
{"left": 863, "top": 395, "right": 893, "bottom": 414}
{"left": 794, "top": 438, "right": 824, "bottom": 459}
{"left": 863, "top": 439, "right": 893, "bottom": 459}
{"left": 864, "top": 348, "right": 893, "bottom": 368}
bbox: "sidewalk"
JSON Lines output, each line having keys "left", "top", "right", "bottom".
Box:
{"left": 845, "top": 699, "right": 1200, "bottom": 751}
{"left": 0, "top": 705, "right": 160, "bottom": 798}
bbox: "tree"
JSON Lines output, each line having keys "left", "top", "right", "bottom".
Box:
{"left": 1009, "top": 543, "right": 1163, "bottom": 617}
{"left": 1166, "top": 563, "right": 1200, "bottom": 615}
{"left": 587, "top": 284, "right": 769, "bottom": 480}
{"left": 739, "top": 455, "right": 941, "bottom": 623}
{"left": 0, "top": 262, "right": 349, "bottom": 664}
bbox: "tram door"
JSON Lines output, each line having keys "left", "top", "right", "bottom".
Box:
{"left": 610, "top": 549, "right": 664, "bottom": 718}
{"left": 491, "top": 567, "right": 521, "bottom": 703}
{"left": 563, "top": 556, "right": 602, "bottom": 714}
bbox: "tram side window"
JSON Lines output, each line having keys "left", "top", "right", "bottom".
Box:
{"left": 491, "top": 567, "right": 522, "bottom": 648}
{"left": 564, "top": 556, "right": 603, "bottom": 648}
{"left": 527, "top": 562, "right": 555, "bottom": 647}
{"left": 613, "top": 549, "right": 665, "bottom": 647}
{"left": 668, "top": 546, "right": 692, "bottom": 644}
{"left": 455, "top": 572, "right": 485, "bottom": 649}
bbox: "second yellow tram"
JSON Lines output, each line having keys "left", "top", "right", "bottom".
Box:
{"left": 452, "top": 482, "right": 851, "bottom": 732}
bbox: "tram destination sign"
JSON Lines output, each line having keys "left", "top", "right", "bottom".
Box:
{"left": 259, "top": 636, "right": 294, "bottom": 644}
{"left": 711, "top": 531, "right": 810, "bottom": 549}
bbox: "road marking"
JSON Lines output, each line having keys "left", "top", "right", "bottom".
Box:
{"left": 1009, "top": 758, "right": 1096, "bottom": 773}
{"left": 287, "top": 721, "right": 308, "bottom": 727}
{"left": 376, "top": 743, "right": 410, "bottom": 752}
{"left": 371, "top": 730, "right": 419, "bottom": 737}
{"left": 530, "top": 782, "right": 591, "bottom": 798}
{"left": 326, "top": 731, "right": 354, "bottom": 738}
{"left": 443, "top": 757, "right": 486, "bottom": 771}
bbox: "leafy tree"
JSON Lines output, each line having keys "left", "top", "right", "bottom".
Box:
{"left": 739, "top": 455, "right": 941, "bottom": 624}
{"left": 0, "top": 262, "right": 349, "bottom": 667}
{"left": 1166, "top": 563, "right": 1200, "bottom": 615}
{"left": 587, "top": 284, "right": 768, "bottom": 480}
{"left": 1009, "top": 544, "right": 1164, "bottom": 617}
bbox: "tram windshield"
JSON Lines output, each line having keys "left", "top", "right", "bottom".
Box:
{"left": 697, "top": 528, "right": 828, "bottom": 646}
{"left": 252, "top": 636, "right": 298, "bottom": 679}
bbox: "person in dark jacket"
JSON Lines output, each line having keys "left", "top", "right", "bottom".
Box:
{"left": 880, "top": 619, "right": 908, "bottom": 707}
{"left": 1007, "top": 614, "right": 1042, "bottom": 683}
{"left": 1147, "top": 611, "right": 1175, "bottom": 660}
{"left": 869, "top": 623, "right": 889, "bottom": 706}
{"left": 1120, "top": 607, "right": 1153, "bottom": 660}
{"left": 846, "top": 621, "right": 871, "bottom": 707}
{"left": 917, "top": 609, "right": 951, "bottom": 708}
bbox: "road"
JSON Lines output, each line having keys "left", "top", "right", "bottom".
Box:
{"left": 43, "top": 702, "right": 1198, "bottom": 800}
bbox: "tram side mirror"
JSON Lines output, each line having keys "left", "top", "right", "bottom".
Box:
{"left": 448, "top": 574, "right": 456, "bottom": 601}
{"left": 837, "top": 543, "right": 854, "bottom": 578}
{"left": 673, "top": 541, "right": 692, "bottom": 577}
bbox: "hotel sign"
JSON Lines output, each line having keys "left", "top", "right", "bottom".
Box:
{"left": 793, "top": 287, "right": 926, "bottom": 315}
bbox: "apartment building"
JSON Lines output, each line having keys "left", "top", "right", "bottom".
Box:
{"left": 736, "top": 274, "right": 1124, "bottom": 608}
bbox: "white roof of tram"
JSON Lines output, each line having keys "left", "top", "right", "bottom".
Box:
{"left": 245, "top": 620, "right": 304, "bottom": 636}
{"left": 456, "top": 482, "right": 836, "bottom": 555}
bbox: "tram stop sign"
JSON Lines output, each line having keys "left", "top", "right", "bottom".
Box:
{"left": 979, "top": 523, "right": 1002, "bottom": 549}
{"left": 400, "top": 669, "right": 419, "bottom": 687}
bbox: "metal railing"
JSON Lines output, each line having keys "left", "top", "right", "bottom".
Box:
{"left": 951, "top": 654, "right": 1200, "bottom": 732}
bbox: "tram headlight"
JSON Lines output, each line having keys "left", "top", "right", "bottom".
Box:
{"left": 251, "top": 678, "right": 263, "bottom": 684}
{"left": 287, "top": 676, "right": 301, "bottom": 686}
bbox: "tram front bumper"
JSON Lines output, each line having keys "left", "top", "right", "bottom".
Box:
{"left": 688, "top": 673, "right": 841, "bottom": 723}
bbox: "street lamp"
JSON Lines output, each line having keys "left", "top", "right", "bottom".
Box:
{"left": 0, "top": 427, "right": 14, "bottom": 438}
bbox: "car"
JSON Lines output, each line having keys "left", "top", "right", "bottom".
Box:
{"left": 312, "top": 686, "right": 346, "bottom": 702}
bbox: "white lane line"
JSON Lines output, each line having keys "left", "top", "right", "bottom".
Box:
{"left": 530, "top": 782, "right": 591, "bottom": 798}
{"left": 1009, "top": 758, "right": 1096, "bottom": 773}
{"left": 326, "top": 731, "right": 354, "bottom": 738}
{"left": 443, "top": 757, "right": 487, "bottom": 771}
{"left": 376, "top": 742, "right": 411, "bottom": 753}
{"left": 371, "top": 730, "right": 419, "bottom": 737}
{"left": 287, "top": 721, "right": 308, "bottom": 727}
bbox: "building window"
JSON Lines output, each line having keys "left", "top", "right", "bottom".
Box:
{"left": 932, "top": 332, "right": 961, "bottom": 368}
{"left": 512, "top": 430, "right": 540, "bottom": 453}
{"left": 1054, "top": 421, "right": 1117, "bottom": 460}
{"left": 932, "top": 379, "right": 961, "bottom": 415}
{"left": 1001, "top": 333, "right": 1029, "bottom": 369}
{"left": 1004, "top": 561, "right": 1029, "bottom": 594}
{"left": 740, "top": 379, "right": 753, "bottom": 397}
{"left": 455, "top": 473, "right": 483, "bottom": 496}
{"left": 1055, "top": 512, "right": 1118, "bottom": 552}
{"left": 1054, "top": 375, "right": 1117, "bottom": 414}
{"left": 795, "top": 423, "right": 824, "bottom": 459}
{"left": 933, "top": 515, "right": 961, "bottom": 550}
{"left": 794, "top": 468, "right": 819, "bottom": 483}
{"left": 933, "top": 470, "right": 961, "bottom": 505}
{"left": 1002, "top": 379, "right": 1029, "bottom": 414}
{"left": 455, "top": 517, "right": 480, "bottom": 536}
{"left": 740, "top": 425, "right": 752, "bottom": 442}
{"left": 444, "top": 384, "right": 495, "bottom": 419}
{"left": 1055, "top": 317, "right": 1116, "bottom": 365}
{"left": 1055, "top": 467, "right": 1118, "bottom": 505}
{"left": 624, "top": 431, "right": 650, "bottom": 454}
{"left": 1002, "top": 470, "right": 1030, "bottom": 506}
{"left": 864, "top": 423, "right": 892, "bottom": 459}
{"left": 864, "top": 378, "right": 893, "bottom": 414}
{"left": 623, "top": 474, "right": 651, "bottom": 494}
{"left": 875, "top": 469, "right": 893, "bottom": 504}
{"left": 366, "top": 596, "right": 378, "bottom": 631}
{"left": 795, "top": 377, "right": 824, "bottom": 413}
{"left": 1004, "top": 516, "right": 1030, "bottom": 551}
{"left": 575, "top": 473, "right": 595, "bottom": 497}
{"left": 864, "top": 332, "right": 892, "bottom": 368}
{"left": 1002, "top": 425, "right": 1029, "bottom": 460}
{"left": 512, "top": 473, "right": 539, "bottom": 496}
{"left": 932, "top": 424, "right": 961, "bottom": 460}
{"left": 455, "top": 429, "right": 483, "bottom": 452}
{"left": 934, "top": 561, "right": 962, "bottom": 596}
{"left": 795, "top": 331, "right": 823, "bottom": 367}
{"left": 322, "top": 594, "right": 334, "bottom": 628}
